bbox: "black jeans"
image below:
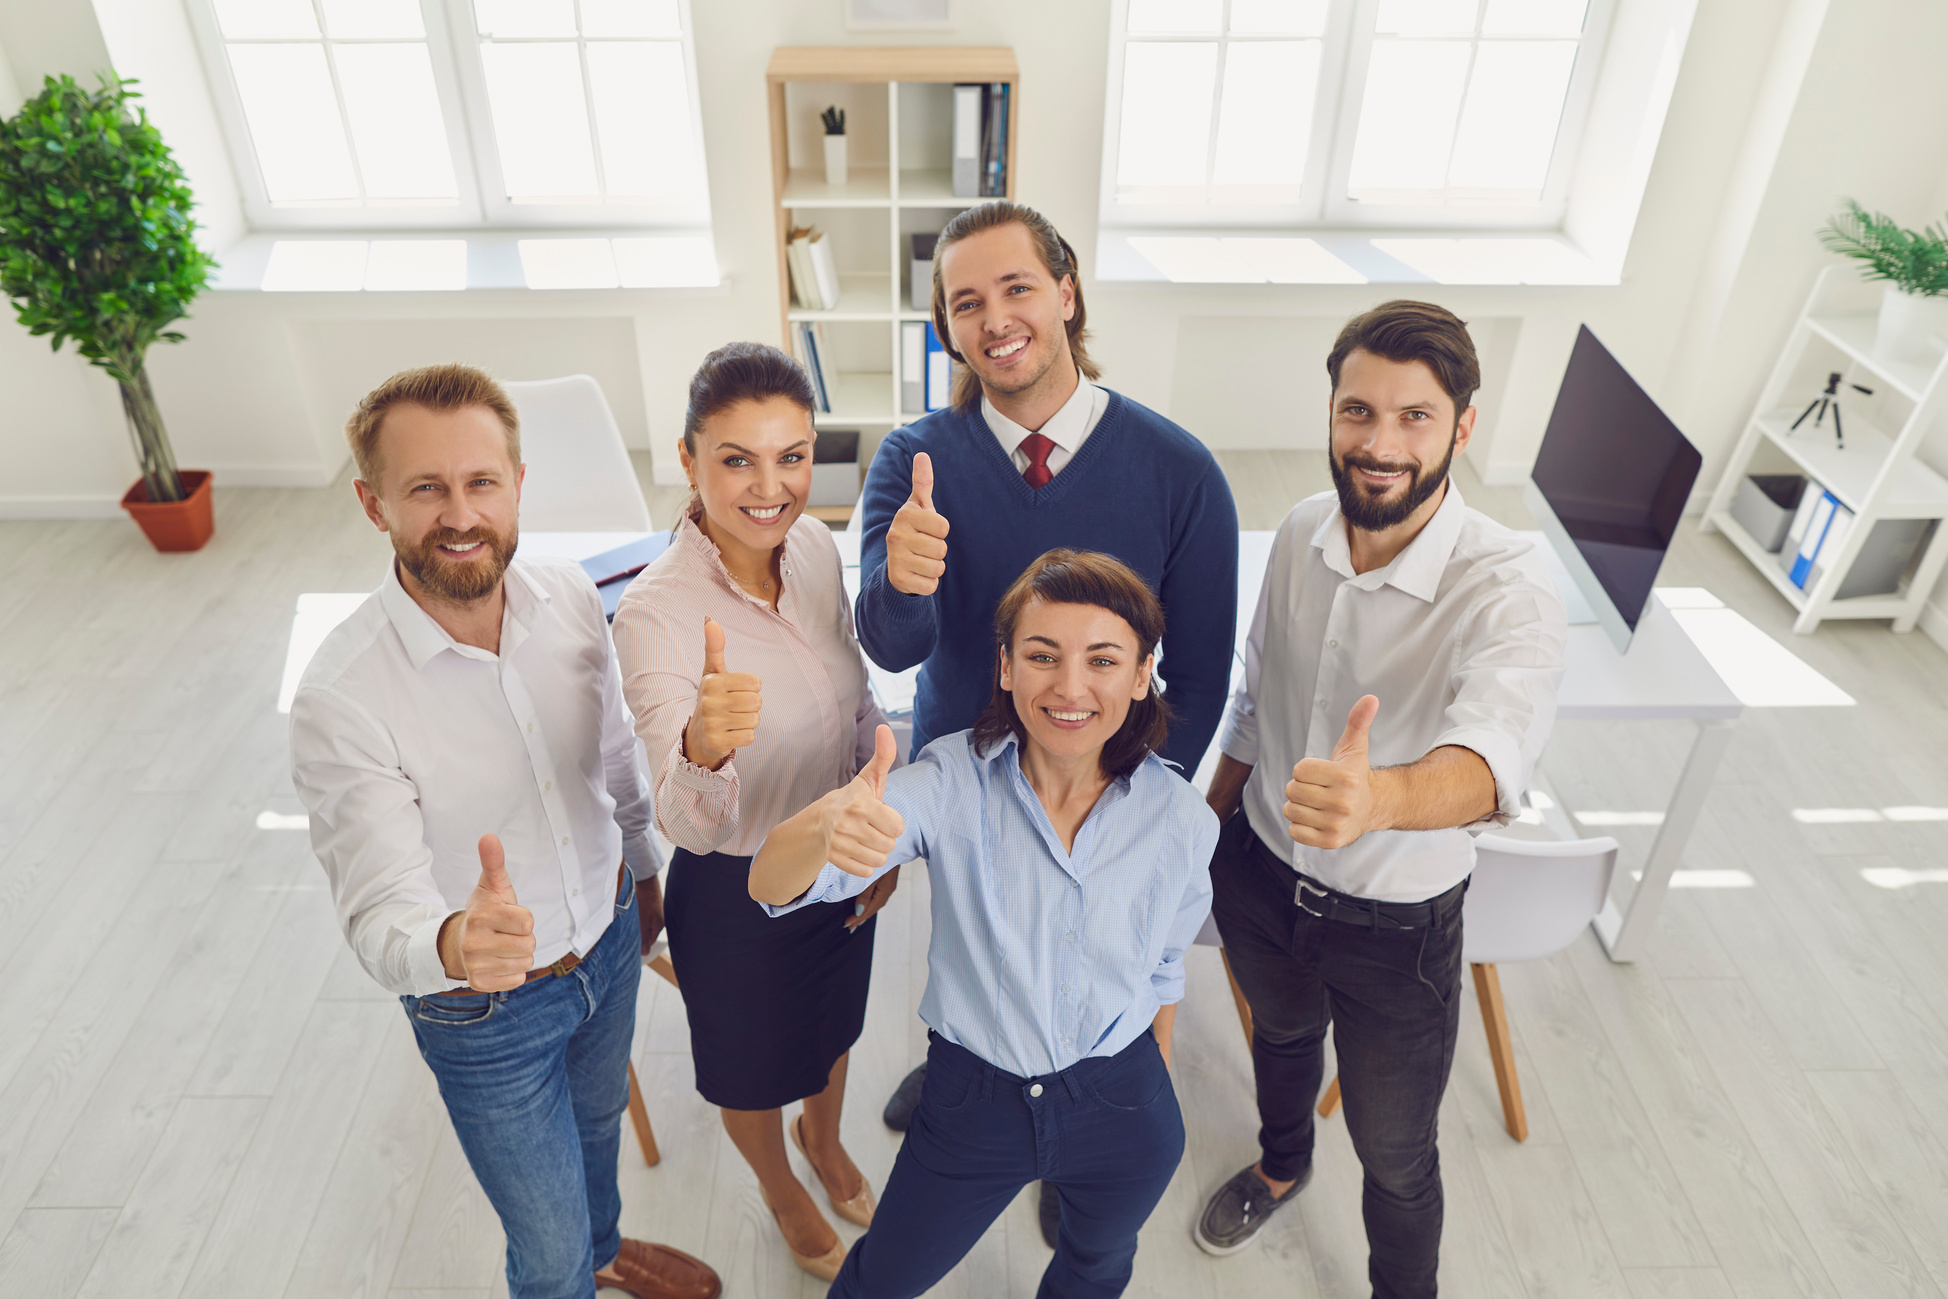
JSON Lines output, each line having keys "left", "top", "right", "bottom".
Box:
{"left": 1209, "top": 812, "right": 1464, "bottom": 1299}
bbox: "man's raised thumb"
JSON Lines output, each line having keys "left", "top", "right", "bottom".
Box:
{"left": 910, "top": 452, "right": 935, "bottom": 512}
{"left": 476, "top": 833, "right": 516, "bottom": 902}
{"left": 864, "top": 723, "right": 897, "bottom": 793}
{"left": 701, "top": 616, "right": 727, "bottom": 677}
{"left": 1334, "top": 695, "right": 1379, "bottom": 765}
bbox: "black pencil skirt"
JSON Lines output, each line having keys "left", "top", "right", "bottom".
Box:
{"left": 662, "top": 845, "right": 876, "bottom": 1111}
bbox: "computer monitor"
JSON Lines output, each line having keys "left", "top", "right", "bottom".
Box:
{"left": 1524, "top": 325, "right": 1702, "bottom": 654}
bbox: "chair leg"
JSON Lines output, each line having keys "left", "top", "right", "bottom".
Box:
{"left": 647, "top": 951, "right": 678, "bottom": 988}
{"left": 1471, "top": 963, "right": 1528, "bottom": 1142}
{"left": 1317, "top": 1075, "right": 1342, "bottom": 1118}
{"left": 1220, "top": 948, "right": 1255, "bottom": 1048}
{"left": 626, "top": 1061, "right": 661, "bottom": 1166}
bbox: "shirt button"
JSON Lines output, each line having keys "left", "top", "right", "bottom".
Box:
{"left": 1029, "top": 1083, "right": 1044, "bottom": 1097}
{"left": 572, "top": 888, "right": 580, "bottom": 896}
{"left": 1329, "top": 639, "right": 1338, "bottom": 648}
{"left": 1062, "top": 1035, "right": 1071, "bottom": 1046}
{"left": 1318, "top": 698, "right": 1327, "bottom": 708}
{"left": 561, "top": 836, "right": 569, "bottom": 846}
{"left": 527, "top": 722, "right": 535, "bottom": 733}
{"left": 1071, "top": 879, "right": 1079, "bottom": 888}
{"left": 1066, "top": 932, "right": 1076, "bottom": 943}
{"left": 545, "top": 780, "right": 552, "bottom": 790}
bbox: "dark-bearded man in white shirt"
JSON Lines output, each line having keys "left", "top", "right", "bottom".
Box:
{"left": 289, "top": 364, "right": 720, "bottom": 1299}
{"left": 1192, "top": 302, "right": 1567, "bottom": 1298}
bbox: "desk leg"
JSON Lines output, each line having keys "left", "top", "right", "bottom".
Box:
{"left": 1591, "top": 718, "right": 1736, "bottom": 963}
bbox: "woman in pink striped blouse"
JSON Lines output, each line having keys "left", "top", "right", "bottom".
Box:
{"left": 611, "top": 342, "right": 895, "bottom": 1284}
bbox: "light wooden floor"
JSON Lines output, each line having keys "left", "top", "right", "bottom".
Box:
{"left": 2, "top": 451, "right": 1946, "bottom": 1299}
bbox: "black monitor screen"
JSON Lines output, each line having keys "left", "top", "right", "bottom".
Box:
{"left": 1532, "top": 326, "right": 1702, "bottom": 632}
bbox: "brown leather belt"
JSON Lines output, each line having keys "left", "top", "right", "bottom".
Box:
{"left": 433, "top": 864, "right": 628, "bottom": 998}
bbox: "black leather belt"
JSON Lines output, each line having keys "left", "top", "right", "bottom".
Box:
{"left": 1244, "top": 824, "right": 1464, "bottom": 931}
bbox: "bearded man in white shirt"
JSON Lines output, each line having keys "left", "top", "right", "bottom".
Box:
{"left": 289, "top": 364, "right": 720, "bottom": 1299}
{"left": 1193, "top": 302, "right": 1567, "bottom": 1299}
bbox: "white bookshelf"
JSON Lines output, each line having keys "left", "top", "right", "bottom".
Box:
{"left": 1701, "top": 266, "right": 1948, "bottom": 632}
{"left": 766, "top": 47, "right": 1019, "bottom": 438}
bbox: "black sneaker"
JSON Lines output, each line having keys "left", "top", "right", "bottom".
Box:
{"left": 883, "top": 1062, "right": 927, "bottom": 1131}
{"left": 1193, "top": 1163, "right": 1308, "bottom": 1256}
{"left": 1038, "top": 1180, "right": 1061, "bottom": 1249}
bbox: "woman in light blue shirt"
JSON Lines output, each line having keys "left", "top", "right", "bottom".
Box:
{"left": 752, "top": 548, "right": 1217, "bottom": 1299}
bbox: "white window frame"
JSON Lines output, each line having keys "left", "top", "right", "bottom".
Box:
{"left": 1099, "top": 0, "right": 1617, "bottom": 233}
{"left": 186, "top": 0, "right": 712, "bottom": 233}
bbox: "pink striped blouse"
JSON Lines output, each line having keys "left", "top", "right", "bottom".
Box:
{"left": 611, "top": 508, "right": 891, "bottom": 858}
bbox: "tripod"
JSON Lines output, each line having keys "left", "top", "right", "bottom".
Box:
{"left": 1791, "top": 371, "right": 1872, "bottom": 449}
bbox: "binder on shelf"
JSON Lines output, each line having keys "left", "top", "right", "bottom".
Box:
{"left": 794, "top": 322, "right": 833, "bottom": 413}
{"left": 901, "top": 320, "right": 926, "bottom": 414}
{"left": 981, "top": 82, "right": 1009, "bottom": 197}
{"left": 806, "top": 230, "right": 841, "bottom": 312}
{"left": 1788, "top": 490, "right": 1848, "bottom": 589}
{"left": 925, "top": 322, "right": 950, "bottom": 412}
{"left": 952, "top": 84, "right": 983, "bottom": 198}
{"left": 910, "top": 233, "right": 936, "bottom": 312}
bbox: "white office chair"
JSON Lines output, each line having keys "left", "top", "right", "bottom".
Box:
{"left": 1224, "top": 832, "right": 1617, "bottom": 1143}
{"left": 502, "top": 375, "right": 653, "bottom": 533}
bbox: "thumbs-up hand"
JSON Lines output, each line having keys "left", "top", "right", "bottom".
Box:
{"left": 822, "top": 724, "right": 904, "bottom": 878}
{"left": 683, "top": 616, "right": 763, "bottom": 771}
{"left": 1283, "top": 696, "right": 1381, "bottom": 850}
{"left": 886, "top": 451, "right": 950, "bottom": 596}
{"left": 438, "top": 833, "right": 537, "bottom": 992}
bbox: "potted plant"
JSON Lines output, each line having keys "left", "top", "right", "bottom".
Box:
{"left": 1818, "top": 198, "right": 1948, "bottom": 364}
{"left": 0, "top": 74, "right": 217, "bottom": 551}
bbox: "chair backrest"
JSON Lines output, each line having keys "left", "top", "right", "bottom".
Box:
{"left": 1462, "top": 833, "right": 1619, "bottom": 964}
{"left": 502, "top": 375, "right": 653, "bottom": 533}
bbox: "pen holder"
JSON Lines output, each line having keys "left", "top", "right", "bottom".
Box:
{"left": 823, "top": 134, "right": 848, "bottom": 189}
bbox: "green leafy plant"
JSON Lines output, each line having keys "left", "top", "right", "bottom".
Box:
{"left": 0, "top": 74, "right": 215, "bottom": 503}
{"left": 1818, "top": 198, "right": 1948, "bottom": 298}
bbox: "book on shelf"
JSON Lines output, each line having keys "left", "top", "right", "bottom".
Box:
{"left": 785, "top": 225, "right": 814, "bottom": 309}
{"left": 952, "top": 83, "right": 1011, "bottom": 199}
{"left": 910, "top": 233, "right": 936, "bottom": 312}
{"left": 785, "top": 226, "right": 839, "bottom": 311}
{"left": 806, "top": 230, "right": 841, "bottom": 311}
{"left": 793, "top": 321, "right": 835, "bottom": 413}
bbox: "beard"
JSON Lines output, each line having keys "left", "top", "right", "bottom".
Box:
{"left": 395, "top": 522, "right": 517, "bottom": 603}
{"left": 1330, "top": 430, "right": 1456, "bottom": 532}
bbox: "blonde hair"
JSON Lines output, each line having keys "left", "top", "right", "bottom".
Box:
{"left": 345, "top": 363, "right": 521, "bottom": 484}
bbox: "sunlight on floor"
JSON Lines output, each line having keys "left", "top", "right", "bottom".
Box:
{"left": 1793, "top": 807, "right": 1948, "bottom": 824}
{"left": 1860, "top": 867, "right": 1948, "bottom": 889}
{"left": 1630, "top": 868, "right": 1756, "bottom": 888}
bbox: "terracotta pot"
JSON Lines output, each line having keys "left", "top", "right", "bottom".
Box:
{"left": 121, "top": 469, "right": 215, "bottom": 552}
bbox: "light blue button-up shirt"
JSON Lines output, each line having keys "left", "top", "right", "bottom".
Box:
{"left": 765, "top": 729, "right": 1217, "bottom": 1079}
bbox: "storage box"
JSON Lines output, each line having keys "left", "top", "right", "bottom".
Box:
{"left": 1731, "top": 473, "right": 1807, "bottom": 552}
{"left": 1830, "top": 517, "right": 1935, "bottom": 599}
{"left": 810, "top": 430, "right": 860, "bottom": 507}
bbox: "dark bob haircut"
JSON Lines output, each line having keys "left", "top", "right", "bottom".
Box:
{"left": 970, "top": 549, "right": 1172, "bottom": 781}
{"left": 1325, "top": 299, "right": 1481, "bottom": 420}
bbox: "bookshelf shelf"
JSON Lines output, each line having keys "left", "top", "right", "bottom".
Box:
{"left": 767, "top": 46, "right": 1018, "bottom": 431}
{"left": 1701, "top": 266, "right": 1948, "bottom": 633}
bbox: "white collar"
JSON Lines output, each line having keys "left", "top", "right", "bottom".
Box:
{"left": 981, "top": 371, "right": 1097, "bottom": 455}
{"left": 378, "top": 553, "right": 546, "bottom": 669}
{"left": 1311, "top": 479, "right": 1467, "bottom": 604}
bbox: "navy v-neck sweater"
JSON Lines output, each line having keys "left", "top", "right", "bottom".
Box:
{"left": 855, "top": 389, "right": 1239, "bottom": 773}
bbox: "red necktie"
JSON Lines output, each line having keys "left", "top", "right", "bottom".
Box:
{"left": 1020, "top": 432, "right": 1055, "bottom": 489}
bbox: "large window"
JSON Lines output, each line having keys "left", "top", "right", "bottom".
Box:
{"left": 1103, "top": 0, "right": 1613, "bottom": 231}
{"left": 190, "top": 0, "right": 711, "bottom": 231}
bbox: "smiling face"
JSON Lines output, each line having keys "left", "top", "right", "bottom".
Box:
{"left": 355, "top": 401, "right": 522, "bottom": 604}
{"left": 939, "top": 220, "right": 1078, "bottom": 406}
{"left": 680, "top": 395, "right": 814, "bottom": 557}
{"left": 998, "top": 597, "right": 1153, "bottom": 767}
{"left": 1328, "top": 347, "right": 1477, "bottom": 532}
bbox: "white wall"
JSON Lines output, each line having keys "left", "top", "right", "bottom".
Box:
{"left": 5, "top": 0, "right": 1948, "bottom": 642}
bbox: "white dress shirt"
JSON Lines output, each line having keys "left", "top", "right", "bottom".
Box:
{"left": 982, "top": 371, "right": 1108, "bottom": 479}
{"left": 291, "top": 556, "right": 658, "bottom": 996}
{"left": 1220, "top": 484, "right": 1567, "bottom": 903}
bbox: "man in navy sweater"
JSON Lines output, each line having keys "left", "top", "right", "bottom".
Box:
{"left": 855, "top": 201, "right": 1238, "bottom": 1241}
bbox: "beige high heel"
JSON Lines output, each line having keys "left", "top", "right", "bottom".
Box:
{"left": 758, "top": 1182, "right": 847, "bottom": 1282}
{"left": 791, "top": 1113, "right": 877, "bottom": 1228}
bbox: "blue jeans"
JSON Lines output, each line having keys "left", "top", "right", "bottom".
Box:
{"left": 830, "top": 1030, "right": 1185, "bottom": 1299}
{"left": 402, "top": 871, "right": 640, "bottom": 1299}
{"left": 1209, "top": 813, "right": 1464, "bottom": 1299}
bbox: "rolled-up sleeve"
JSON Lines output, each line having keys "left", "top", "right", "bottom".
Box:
{"left": 758, "top": 750, "right": 938, "bottom": 917}
{"left": 1431, "top": 575, "right": 1567, "bottom": 828}
{"left": 1150, "top": 803, "right": 1219, "bottom": 1006}
{"left": 291, "top": 686, "right": 459, "bottom": 996}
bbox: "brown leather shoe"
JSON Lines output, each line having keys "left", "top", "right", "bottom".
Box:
{"left": 594, "top": 1238, "right": 721, "bottom": 1299}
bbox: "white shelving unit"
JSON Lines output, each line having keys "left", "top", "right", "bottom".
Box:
{"left": 1701, "top": 267, "right": 1948, "bottom": 633}
{"left": 766, "top": 47, "right": 1019, "bottom": 461}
